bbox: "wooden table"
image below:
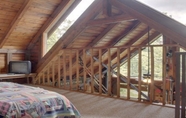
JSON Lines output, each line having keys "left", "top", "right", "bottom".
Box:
{"left": 0, "top": 73, "right": 36, "bottom": 84}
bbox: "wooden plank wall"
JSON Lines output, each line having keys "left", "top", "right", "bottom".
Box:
{"left": 0, "top": 51, "right": 26, "bottom": 74}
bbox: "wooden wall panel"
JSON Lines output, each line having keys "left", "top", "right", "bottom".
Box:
{"left": 0, "top": 54, "right": 6, "bottom": 73}
{"left": 12, "top": 53, "right": 25, "bottom": 61}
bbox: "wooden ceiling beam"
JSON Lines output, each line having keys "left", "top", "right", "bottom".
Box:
{"left": 110, "top": 0, "right": 186, "bottom": 47}
{"left": 27, "top": 0, "right": 74, "bottom": 50}
{"left": 102, "top": 0, "right": 112, "bottom": 17}
{"left": 87, "top": 14, "right": 135, "bottom": 27}
{"left": 0, "top": 0, "right": 32, "bottom": 48}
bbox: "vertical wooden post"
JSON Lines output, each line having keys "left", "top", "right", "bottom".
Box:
{"left": 175, "top": 53, "right": 180, "bottom": 118}
{"left": 127, "top": 47, "right": 130, "bottom": 99}
{"left": 63, "top": 52, "right": 67, "bottom": 89}
{"left": 57, "top": 55, "right": 61, "bottom": 88}
{"left": 181, "top": 54, "right": 186, "bottom": 117}
{"left": 6, "top": 52, "right": 12, "bottom": 73}
{"left": 162, "top": 46, "right": 166, "bottom": 105}
{"left": 76, "top": 50, "right": 80, "bottom": 90}
{"left": 108, "top": 48, "right": 111, "bottom": 96}
{"left": 99, "top": 49, "right": 102, "bottom": 94}
{"left": 90, "top": 49, "right": 94, "bottom": 93}
{"left": 41, "top": 33, "right": 47, "bottom": 58}
{"left": 47, "top": 67, "right": 50, "bottom": 85}
{"left": 138, "top": 47, "right": 142, "bottom": 101}
{"left": 83, "top": 49, "right": 86, "bottom": 91}
{"left": 117, "top": 48, "right": 120, "bottom": 98}
{"left": 42, "top": 72, "right": 45, "bottom": 85}
{"left": 150, "top": 46, "right": 154, "bottom": 103}
{"left": 38, "top": 75, "right": 41, "bottom": 84}
{"left": 52, "top": 61, "right": 55, "bottom": 86}
{"left": 69, "top": 50, "right": 73, "bottom": 90}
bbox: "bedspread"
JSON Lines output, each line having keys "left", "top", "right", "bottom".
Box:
{"left": 0, "top": 82, "right": 81, "bottom": 118}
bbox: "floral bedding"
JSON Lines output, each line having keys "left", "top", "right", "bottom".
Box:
{"left": 0, "top": 82, "right": 81, "bottom": 118}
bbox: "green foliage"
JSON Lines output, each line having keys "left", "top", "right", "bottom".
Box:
{"left": 47, "top": 19, "right": 74, "bottom": 51}
{"left": 120, "top": 36, "right": 163, "bottom": 80}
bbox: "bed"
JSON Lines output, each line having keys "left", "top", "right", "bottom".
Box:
{"left": 0, "top": 82, "right": 81, "bottom": 118}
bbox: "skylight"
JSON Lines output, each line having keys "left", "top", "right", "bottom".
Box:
{"left": 47, "top": 0, "right": 94, "bottom": 51}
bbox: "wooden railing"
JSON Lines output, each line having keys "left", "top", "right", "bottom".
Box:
{"left": 34, "top": 44, "right": 181, "bottom": 106}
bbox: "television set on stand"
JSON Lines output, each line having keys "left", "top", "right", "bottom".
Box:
{"left": 8, "top": 61, "right": 31, "bottom": 74}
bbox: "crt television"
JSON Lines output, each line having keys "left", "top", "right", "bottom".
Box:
{"left": 9, "top": 61, "right": 31, "bottom": 74}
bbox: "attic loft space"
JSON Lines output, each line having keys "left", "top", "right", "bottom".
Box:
{"left": 47, "top": 0, "right": 94, "bottom": 52}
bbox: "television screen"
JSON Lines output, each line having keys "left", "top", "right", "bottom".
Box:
{"left": 9, "top": 61, "right": 31, "bottom": 74}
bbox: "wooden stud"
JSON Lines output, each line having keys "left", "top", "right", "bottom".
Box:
{"left": 117, "top": 48, "right": 120, "bottom": 98}
{"left": 42, "top": 72, "right": 45, "bottom": 85}
{"left": 181, "top": 54, "right": 186, "bottom": 117}
{"left": 63, "top": 52, "right": 67, "bottom": 89}
{"left": 108, "top": 48, "right": 111, "bottom": 96}
{"left": 175, "top": 53, "right": 180, "bottom": 118}
{"left": 47, "top": 66, "right": 50, "bottom": 85}
{"left": 41, "top": 33, "right": 47, "bottom": 58}
{"left": 127, "top": 47, "right": 130, "bottom": 99}
{"left": 69, "top": 49, "right": 73, "bottom": 90}
{"left": 162, "top": 46, "right": 166, "bottom": 105}
{"left": 150, "top": 46, "right": 154, "bottom": 103}
{"left": 83, "top": 49, "right": 86, "bottom": 91}
{"left": 90, "top": 49, "right": 94, "bottom": 93}
{"left": 76, "top": 50, "right": 80, "bottom": 90}
{"left": 138, "top": 48, "right": 142, "bottom": 101}
{"left": 57, "top": 55, "right": 61, "bottom": 88}
{"left": 99, "top": 49, "right": 102, "bottom": 94}
{"left": 6, "top": 53, "right": 12, "bottom": 73}
{"left": 52, "top": 61, "right": 55, "bottom": 86}
{"left": 38, "top": 75, "right": 41, "bottom": 85}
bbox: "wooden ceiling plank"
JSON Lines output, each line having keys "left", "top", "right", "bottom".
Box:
{"left": 88, "top": 24, "right": 117, "bottom": 47}
{"left": 108, "top": 20, "right": 141, "bottom": 46}
{"left": 0, "top": 0, "right": 33, "bottom": 48}
{"left": 27, "top": 0, "right": 74, "bottom": 50}
{"left": 87, "top": 14, "right": 135, "bottom": 27}
{"left": 110, "top": 0, "right": 186, "bottom": 47}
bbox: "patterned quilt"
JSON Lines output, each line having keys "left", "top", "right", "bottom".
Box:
{"left": 0, "top": 82, "right": 81, "bottom": 118}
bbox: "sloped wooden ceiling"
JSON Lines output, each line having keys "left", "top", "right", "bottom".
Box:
{"left": 0, "top": 0, "right": 79, "bottom": 50}
{"left": 36, "top": 0, "right": 161, "bottom": 73}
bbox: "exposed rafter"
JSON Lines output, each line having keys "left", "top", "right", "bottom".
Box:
{"left": 0, "top": 0, "right": 32, "bottom": 48}
{"left": 110, "top": 0, "right": 186, "bottom": 46}
{"left": 103, "top": 0, "right": 112, "bottom": 17}
{"left": 27, "top": 0, "right": 75, "bottom": 50}
{"left": 87, "top": 14, "right": 135, "bottom": 27}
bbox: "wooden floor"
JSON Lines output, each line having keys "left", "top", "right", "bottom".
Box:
{"left": 30, "top": 84, "right": 175, "bottom": 118}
